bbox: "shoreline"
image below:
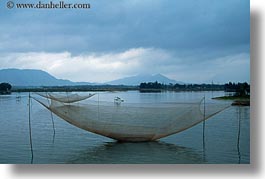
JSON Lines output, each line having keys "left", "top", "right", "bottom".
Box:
{"left": 212, "top": 96, "right": 250, "bottom": 106}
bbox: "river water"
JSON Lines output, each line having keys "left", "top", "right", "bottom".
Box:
{"left": 0, "top": 91, "right": 249, "bottom": 164}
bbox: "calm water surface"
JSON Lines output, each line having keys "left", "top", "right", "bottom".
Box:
{"left": 0, "top": 91, "right": 249, "bottom": 164}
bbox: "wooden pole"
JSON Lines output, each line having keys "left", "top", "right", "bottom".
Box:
{"left": 28, "top": 92, "right": 34, "bottom": 164}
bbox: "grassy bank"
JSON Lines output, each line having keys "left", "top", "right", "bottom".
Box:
{"left": 212, "top": 95, "right": 250, "bottom": 100}
{"left": 212, "top": 95, "right": 250, "bottom": 106}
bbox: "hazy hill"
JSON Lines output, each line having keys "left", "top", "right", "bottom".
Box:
{"left": 107, "top": 74, "right": 183, "bottom": 85}
{"left": 0, "top": 69, "right": 92, "bottom": 86}
{"left": 0, "top": 69, "right": 184, "bottom": 87}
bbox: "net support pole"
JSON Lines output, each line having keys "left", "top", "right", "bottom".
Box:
{"left": 28, "top": 92, "right": 34, "bottom": 164}
{"left": 202, "top": 95, "right": 206, "bottom": 160}
{"left": 203, "top": 96, "right": 206, "bottom": 135}
{"left": 237, "top": 107, "right": 241, "bottom": 164}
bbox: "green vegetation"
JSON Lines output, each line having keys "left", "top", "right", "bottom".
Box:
{"left": 11, "top": 85, "right": 138, "bottom": 92}
{"left": 0, "top": 82, "right": 12, "bottom": 95}
{"left": 224, "top": 82, "right": 250, "bottom": 96}
{"left": 212, "top": 96, "right": 250, "bottom": 100}
{"left": 139, "top": 81, "right": 250, "bottom": 93}
{"left": 139, "top": 81, "right": 225, "bottom": 92}
{"left": 139, "top": 81, "right": 163, "bottom": 92}
{"left": 213, "top": 82, "right": 250, "bottom": 106}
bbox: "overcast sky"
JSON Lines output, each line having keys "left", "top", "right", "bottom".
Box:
{"left": 0, "top": 0, "right": 250, "bottom": 83}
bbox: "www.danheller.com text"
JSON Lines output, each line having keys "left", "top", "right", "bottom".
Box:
{"left": 6, "top": 0, "right": 91, "bottom": 9}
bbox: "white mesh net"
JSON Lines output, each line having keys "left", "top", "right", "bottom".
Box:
{"left": 34, "top": 92, "right": 230, "bottom": 142}
{"left": 36, "top": 92, "right": 95, "bottom": 103}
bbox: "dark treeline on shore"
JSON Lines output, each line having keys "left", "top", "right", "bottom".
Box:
{"left": 140, "top": 82, "right": 224, "bottom": 91}
{"left": 1, "top": 81, "right": 250, "bottom": 94}
{"left": 224, "top": 82, "right": 250, "bottom": 97}
{"left": 0, "top": 82, "right": 12, "bottom": 94}
{"left": 139, "top": 81, "right": 250, "bottom": 93}
{"left": 10, "top": 85, "right": 138, "bottom": 92}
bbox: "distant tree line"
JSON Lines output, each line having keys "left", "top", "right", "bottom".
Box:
{"left": 224, "top": 82, "right": 250, "bottom": 96}
{"left": 139, "top": 81, "right": 225, "bottom": 91}
{"left": 1, "top": 81, "right": 250, "bottom": 96}
{"left": 11, "top": 84, "right": 138, "bottom": 92}
{"left": 139, "top": 81, "right": 163, "bottom": 89}
{"left": 139, "top": 81, "right": 250, "bottom": 94}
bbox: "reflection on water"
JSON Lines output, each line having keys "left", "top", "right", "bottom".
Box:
{"left": 67, "top": 141, "right": 204, "bottom": 164}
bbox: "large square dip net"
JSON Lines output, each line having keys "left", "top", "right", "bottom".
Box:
{"left": 33, "top": 92, "right": 230, "bottom": 142}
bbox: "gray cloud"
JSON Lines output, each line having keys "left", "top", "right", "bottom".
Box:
{"left": 0, "top": 49, "right": 250, "bottom": 83}
{"left": 0, "top": 0, "right": 250, "bottom": 83}
{"left": 0, "top": 0, "right": 249, "bottom": 53}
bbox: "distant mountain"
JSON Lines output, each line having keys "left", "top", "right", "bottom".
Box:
{"left": 0, "top": 69, "right": 184, "bottom": 87}
{"left": 106, "top": 74, "right": 184, "bottom": 85}
{"left": 0, "top": 69, "right": 93, "bottom": 86}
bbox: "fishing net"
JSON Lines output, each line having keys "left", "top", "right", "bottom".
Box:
{"left": 36, "top": 92, "right": 95, "bottom": 103}
{"left": 33, "top": 92, "right": 230, "bottom": 142}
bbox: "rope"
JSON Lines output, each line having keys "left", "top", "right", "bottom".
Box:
{"left": 97, "top": 93, "right": 100, "bottom": 121}
{"left": 28, "top": 92, "right": 34, "bottom": 164}
{"left": 46, "top": 92, "right": 56, "bottom": 143}
{"left": 66, "top": 91, "right": 70, "bottom": 114}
